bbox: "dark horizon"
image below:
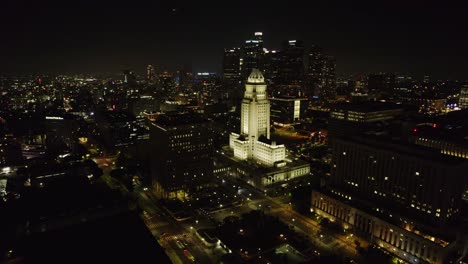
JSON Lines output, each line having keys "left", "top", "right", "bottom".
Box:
{"left": 1, "top": 1, "right": 468, "bottom": 80}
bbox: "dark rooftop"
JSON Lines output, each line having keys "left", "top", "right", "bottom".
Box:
{"left": 152, "top": 112, "right": 210, "bottom": 128}
{"left": 17, "top": 211, "right": 170, "bottom": 264}
{"left": 415, "top": 125, "right": 468, "bottom": 146}
{"left": 97, "top": 110, "right": 135, "bottom": 123}
{"left": 331, "top": 102, "right": 406, "bottom": 113}
{"left": 343, "top": 135, "right": 468, "bottom": 165}
{"left": 270, "top": 96, "right": 308, "bottom": 101}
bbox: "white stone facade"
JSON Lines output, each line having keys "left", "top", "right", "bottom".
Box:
{"left": 229, "top": 69, "right": 286, "bottom": 167}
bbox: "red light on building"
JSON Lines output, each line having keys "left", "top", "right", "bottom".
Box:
{"left": 432, "top": 123, "right": 437, "bottom": 128}
{"left": 413, "top": 128, "right": 418, "bottom": 133}
{"left": 38, "top": 77, "right": 42, "bottom": 85}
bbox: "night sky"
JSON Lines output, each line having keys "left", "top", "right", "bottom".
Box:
{"left": 2, "top": 1, "right": 467, "bottom": 79}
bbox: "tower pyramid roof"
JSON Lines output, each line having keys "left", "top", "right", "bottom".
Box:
{"left": 247, "top": 68, "right": 265, "bottom": 84}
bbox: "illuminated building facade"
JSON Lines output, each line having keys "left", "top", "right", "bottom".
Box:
{"left": 312, "top": 191, "right": 455, "bottom": 264}
{"left": 330, "top": 137, "right": 466, "bottom": 226}
{"left": 270, "top": 96, "right": 308, "bottom": 126}
{"left": 310, "top": 135, "right": 467, "bottom": 264}
{"left": 459, "top": 84, "right": 468, "bottom": 109}
{"left": 229, "top": 69, "right": 286, "bottom": 167}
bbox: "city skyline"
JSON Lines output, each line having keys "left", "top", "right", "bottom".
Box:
{"left": 2, "top": 1, "right": 468, "bottom": 79}
{"left": 1, "top": 3, "right": 468, "bottom": 263}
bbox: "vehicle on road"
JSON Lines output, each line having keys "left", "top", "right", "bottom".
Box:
{"left": 176, "top": 240, "right": 185, "bottom": 249}
{"left": 183, "top": 249, "right": 196, "bottom": 262}
{"left": 181, "top": 238, "right": 189, "bottom": 247}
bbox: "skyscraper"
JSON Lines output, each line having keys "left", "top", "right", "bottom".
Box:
{"left": 242, "top": 32, "right": 264, "bottom": 80}
{"left": 223, "top": 69, "right": 310, "bottom": 189}
{"left": 278, "top": 40, "right": 305, "bottom": 86}
{"left": 306, "top": 45, "right": 336, "bottom": 102}
{"left": 123, "top": 70, "right": 137, "bottom": 86}
{"left": 146, "top": 65, "right": 155, "bottom": 82}
{"left": 229, "top": 69, "right": 286, "bottom": 166}
{"left": 306, "top": 45, "right": 324, "bottom": 97}
{"left": 263, "top": 50, "right": 281, "bottom": 83}
{"left": 321, "top": 55, "right": 337, "bottom": 101}
{"left": 222, "top": 47, "right": 241, "bottom": 89}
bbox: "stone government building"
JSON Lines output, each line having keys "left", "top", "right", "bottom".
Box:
{"left": 221, "top": 69, "right": 310, "bottom": 189}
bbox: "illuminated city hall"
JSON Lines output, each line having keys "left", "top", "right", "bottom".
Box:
{"left": 223, "top": 69, "right": 310, "bottom": 189}
{"left": 229, "top": 69, "right": 286, "bottom": 166}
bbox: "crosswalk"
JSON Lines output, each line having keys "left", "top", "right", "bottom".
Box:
{"left": 145, "top": 220, "right": 169, "bottom": 229}
{"left": 164, "top": 232, "right": 193, "bottom": 242}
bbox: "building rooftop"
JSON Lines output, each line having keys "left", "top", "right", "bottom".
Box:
{"left": 415, "top": 125, "right": 468, "bottom": 146}
{"left": 97, "top": 110, "right": 135, "bottom": 123}
{"left": 17, "top": 211, "right": 170, "bottom": 264}
{"left": 220, "top": 146, "right": 309, "bottom": 173}
{"left": 270, "top": 96, "right": 308, "bottom": 102}
{"left": 246, "top": 68, "right": 265, "bottom": 84}
{"left": 342, "top": 135, "right": 468, "bottom": 165}
{"left": 331, "top": 102, "right": 405, "bottom": 113}
{"left": 152, "top": 112, "right": 210, "bottom": 128}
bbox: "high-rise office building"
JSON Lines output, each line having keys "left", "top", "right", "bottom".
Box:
{"left": 311, "top": 136, "right": 467, "bottom": 264}
{"left": 123, "top": 70, "right": 137, "bottom": 85}
{"left": 223, "top": 48, "right": 241, "bottom": 85}
{"left": 242, "top": 32, "right": 264, "bottom": 80}
{"left": 146, "top": 65, "right": 155, "bottom": 82}
{"left": 222, "top": 47, "right": 242, "bottom": 99}
{"left": 128, "top": 95, "right": 160, "bottom": 117}
{"left": 459, "top": 84, "right": 468, "bottom": 109}
{"left": 328, "top": 102, "right": 406, "bottom": 141}
{"left": 194, "top": 72, "right": 222, "bottom": 103}
{"left": 229, "top": 69, "right": 286, "bottom": 166}
{"left": 330, "top": 136, "right": 466, "bottom": 225}
{"left": 223, "top": 69, "right": 310, "bottom": 189}
{"left": 150, "top": 112, "right": 214, "bottom": 198}
{"left": 321, "top": 55, "right": 337, "bottom": 101}
{"left": 278, "top": 40, "right": 304, "bottom": 86}
{"left": 306, "top": 45, "right": 336, "bottom": 101}
{"left": 306, "top": 45, "right": 324, "bottom": 97}
{"left": 270, "top": 96, "right": 308, "bottom": 126}
{"left": 367, "top": 73, "right": 396, "bottom": 99}
{"left": 263, "top": 50, "right": 281, "bottom": 83}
